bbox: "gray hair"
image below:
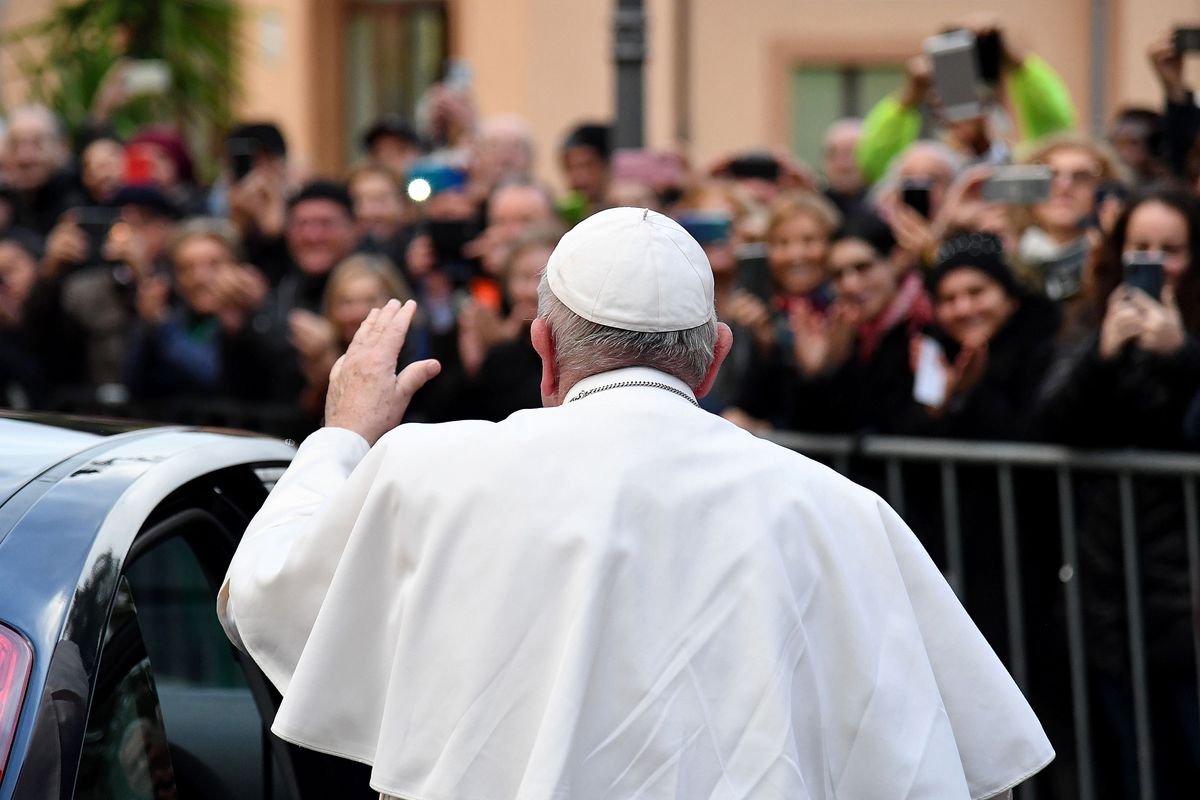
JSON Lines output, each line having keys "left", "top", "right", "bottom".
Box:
{"left": 537, "top": 275, "right": 717, "bottom": 388}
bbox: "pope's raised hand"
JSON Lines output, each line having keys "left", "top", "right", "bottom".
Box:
{"left": 324, "top": 299, "right": 442, "bottom": 445}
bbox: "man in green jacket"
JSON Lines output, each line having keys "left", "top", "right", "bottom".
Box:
{"left": 857, "top": 18, "right": 1076, "bottom": 186}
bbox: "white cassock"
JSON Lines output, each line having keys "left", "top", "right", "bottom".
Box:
{"left": 218, "top": 366, "right": 1053, "bottom": 800}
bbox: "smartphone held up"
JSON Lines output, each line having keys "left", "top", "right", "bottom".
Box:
{"left": 1122, "top": 251, "right": 1165, "bottom": 301}
{"left": 980, "top": 165, "right": 1052, "bottom": 205}
{"left": 925, "top": 30, "right": 984, "bottom": 122}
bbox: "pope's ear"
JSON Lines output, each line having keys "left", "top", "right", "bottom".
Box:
{"left": 694, "top": 322, "right": 733, "bottom": 399}
{"left": 531, "top": 318, "right": 560, "bottom": 406}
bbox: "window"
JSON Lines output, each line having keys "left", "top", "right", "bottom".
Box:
{"left": 345, "top": 0, "right": 448, "bottom": 163}
{"left": 790, "top": 65, "right": 906, "bottom": 172}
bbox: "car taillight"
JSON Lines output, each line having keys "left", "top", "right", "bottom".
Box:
{"left": 0, "top": 623, "right": 32, "bottom": 784}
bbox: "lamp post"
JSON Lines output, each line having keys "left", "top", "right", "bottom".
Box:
{"left": 613, "top": 0, "right": 646, "bottom": 149}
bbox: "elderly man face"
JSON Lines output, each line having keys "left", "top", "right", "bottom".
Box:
{"left": 823, "top": 120, "right": 864, "bottom": 195}
{"left": 488, "top": 184, "right": 553, "bottom": 243}
{"left": 473, "top": 116, "right": 534, "bottom": 187}
{"left": 475, "top": 183, "right": 555, "bottom": 275}
{"left": 897, "top": 145, "right": 956, "bottom": 219}
{"left": 5, "top": 106, "right": 66, "bottom": 192}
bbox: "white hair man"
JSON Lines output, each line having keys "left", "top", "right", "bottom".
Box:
{"left": 4, "top": 105, "right": 81, "bottom": 234}
{"left": 219, "top": 207, "right": 1051, "bottom": 800}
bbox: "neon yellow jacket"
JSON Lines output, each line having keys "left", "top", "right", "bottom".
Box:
{"left": 856, "top": 54, "right": 1077, "bottom": 184}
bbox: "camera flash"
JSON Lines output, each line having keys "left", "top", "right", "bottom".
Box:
{"left": 408, "top": 178, "right": 432, "bottom": 203}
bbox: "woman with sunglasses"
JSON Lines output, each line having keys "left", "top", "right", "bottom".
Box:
{"left": 1016, "top": 135, "right": 1128, "bottom": 302}
{"left": 785, "top": 211, "right": 931, "bottom": 434}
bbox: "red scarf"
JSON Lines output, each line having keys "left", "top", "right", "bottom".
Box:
{"left": 856, "top": 271, "right": 932, "bottom": 361}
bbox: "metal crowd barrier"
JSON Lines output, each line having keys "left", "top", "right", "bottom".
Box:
{"left": 765, "top": 431, "right": 1200, "bottom": 800}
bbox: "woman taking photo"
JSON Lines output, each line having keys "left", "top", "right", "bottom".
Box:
{"left": 1035, "top": 185, "right": 1200, "bottom": 798}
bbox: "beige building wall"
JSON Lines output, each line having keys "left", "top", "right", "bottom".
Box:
{"left": 236, "top": 0, "right": 317, "bottom": 171}
{"left": 4, "top": 0, "right": 1200, "bottom": 182}
{"left": 1109, "top": 0, "right": 1200, "bottom": 117}
{"left": 452, "top": 0, "right": 1199, "bottom": 186}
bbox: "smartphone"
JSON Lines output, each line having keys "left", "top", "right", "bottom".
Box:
{"left": 74, "top": 206, "right": 122, "bottom": 263}
{"left": 406, "top": 160, "right": 468, "bottom": 203}
{"left": 925, "top": 30, "right": 984, "bottom": 121}
{"left": 728, "top": 153, "right": 781, "bottom": 182}
{"left": 981, "top": 165, "right": 1052, "bottom": 204}
{"left": 1122, "top": 251, "right": 1165, "bottom": 300}
{"left": 122, "top": 59, "right": 171, "bottom": 96}
{"left": 901, "top": 179, "right": 932, "bottom": 218}
{"left": 1175, "top": 27, "right": 1200, "bottom": 54}
{"left": 975, "top": 29, "right": 1003, "bottom": 86}
{"left": 1041, "top": 238, "right": 1090, "bottom": 301}
{"left": 734, "top": 245, "right": 773, "bottom": 305}
{"left": 1094, "top": 180, "right": 1129, "bottom": 209}
{"left": 676, "top": 211, "right": 732, "bottom": 245}
{"left": 913, "top": 335, "right": 949, "bottom": 407}
{"left": 426, "top": 218, "right": 481, "bottom": 262}
{"left": 226, "top": 137, "right": 258, "bottom": 181}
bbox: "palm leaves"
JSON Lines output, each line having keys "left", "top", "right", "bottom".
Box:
{"left": 4, "top": 0, "right": 241, "bottom": 173}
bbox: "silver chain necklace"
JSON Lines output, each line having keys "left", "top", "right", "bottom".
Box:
{"left": 569, "top": 380, "right": 699, "bottom": 407}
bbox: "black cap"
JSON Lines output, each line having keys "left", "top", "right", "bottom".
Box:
{"left": 562, "top": 123, "right": 612, "bottom": 162}
{"left": 112, "top": 185, "right": 183, "bottom": 220}
{"left": 74, "top": 122, "right": 122, "bottom": 155}
{"left": 227, "top": 122, "right": 288, "bottom": 157}
{"left": 928, "top": 231, "right": 1022, "bottom": 297}
{"left": 834, "top": 211, "right": 897, "bottom": 257}
{"left": 288, "top": 180, "right": 354, "bottom": 217}
{"left": 0, "top": 226, "right": 44, "bottom": 262}
{"left": 362, "top": 114, "right": 423, "bottom": 152}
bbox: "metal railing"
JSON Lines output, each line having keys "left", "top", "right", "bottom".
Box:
{"left": 765, "top": 430, "right": 1200, "bottom": 800}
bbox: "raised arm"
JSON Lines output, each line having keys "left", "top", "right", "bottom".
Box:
{"left": 217, "top": 299, "right": 440, "bottom": 690}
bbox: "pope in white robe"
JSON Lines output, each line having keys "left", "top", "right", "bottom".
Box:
{"left": 218, "top": 208, "right": 1053, "bottom": 799}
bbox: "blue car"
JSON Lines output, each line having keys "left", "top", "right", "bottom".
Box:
{"left": 0, "top": 412, "right": 376, "bottom": 799}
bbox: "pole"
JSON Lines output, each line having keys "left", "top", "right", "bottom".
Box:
{"left": 614, "top": 0, "right": 646, "bottom": 149}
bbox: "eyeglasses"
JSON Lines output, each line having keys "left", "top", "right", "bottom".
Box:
{"left": 1046, "top": 166, "right": 1102, "bottom": 187}
{"left": 830, "top": 259, "right": 878, "bottom": 282}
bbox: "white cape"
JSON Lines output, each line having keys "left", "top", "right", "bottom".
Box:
{"left": 219, "top": 368, "right": 1053, "bottom": 799}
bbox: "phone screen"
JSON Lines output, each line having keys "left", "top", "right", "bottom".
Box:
{"left": 980, "top": 166, "right": 1052, "bottom": 204}
{"left": 913, "top": 335, "right": 949, "bottom": 407}
{"left": 926, "top": 31, "right": 983, "bottom": 121}
{"left": 1175, "top": 27, "right": 1200, "bottom": 54}
{"left": 975, "top": 30, "right": 1002, "bottom": 85}
{"left": 734, "top": 249, "right": 773, "bottom": 305}
{"left": 901, "top": 181, "right": 932, "bottom": 218}
{"left": 1122, "top": 251, "right": 1165, "bottom": 300}
{"left": 226, "top": 138, "right": 258, "bottom": 181}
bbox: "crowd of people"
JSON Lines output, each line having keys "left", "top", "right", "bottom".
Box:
{"left": 1, "top": 17, "right": 1200, "bottom": 796}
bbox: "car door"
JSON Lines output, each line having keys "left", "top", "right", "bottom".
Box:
{"left": 116, "top": 464, "right": 376, "bottom": 800}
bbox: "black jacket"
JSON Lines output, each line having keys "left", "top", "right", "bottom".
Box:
{"left": 1035, "top": 332, "right": 1200, "bottom": 678}
{"left": 898, "top": 293, "right": 1061, "bottom": 441}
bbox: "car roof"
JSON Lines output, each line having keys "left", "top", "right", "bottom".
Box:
{"left": 0, "top": 411, "right": 291, "bottom": 542}
{"left": 0, "top": 415, "right": 111, "bottom": 509}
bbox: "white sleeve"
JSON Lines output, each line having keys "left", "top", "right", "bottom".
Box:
{"left": 216, "top": 426, "right": 372, "bottom": 691}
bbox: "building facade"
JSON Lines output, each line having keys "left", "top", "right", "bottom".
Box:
{"left": 3, "top": 0, "right": 1200, "bottom": 186}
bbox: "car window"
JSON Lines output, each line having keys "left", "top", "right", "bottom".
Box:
{"left": 75, "top": 580, "right": 176, "bottom": 800}
{"left": 126, "top": 536, "right": 245, "bottom": 689}
{"left": 124, "top": 523, "right": 279, "bottom": 799}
